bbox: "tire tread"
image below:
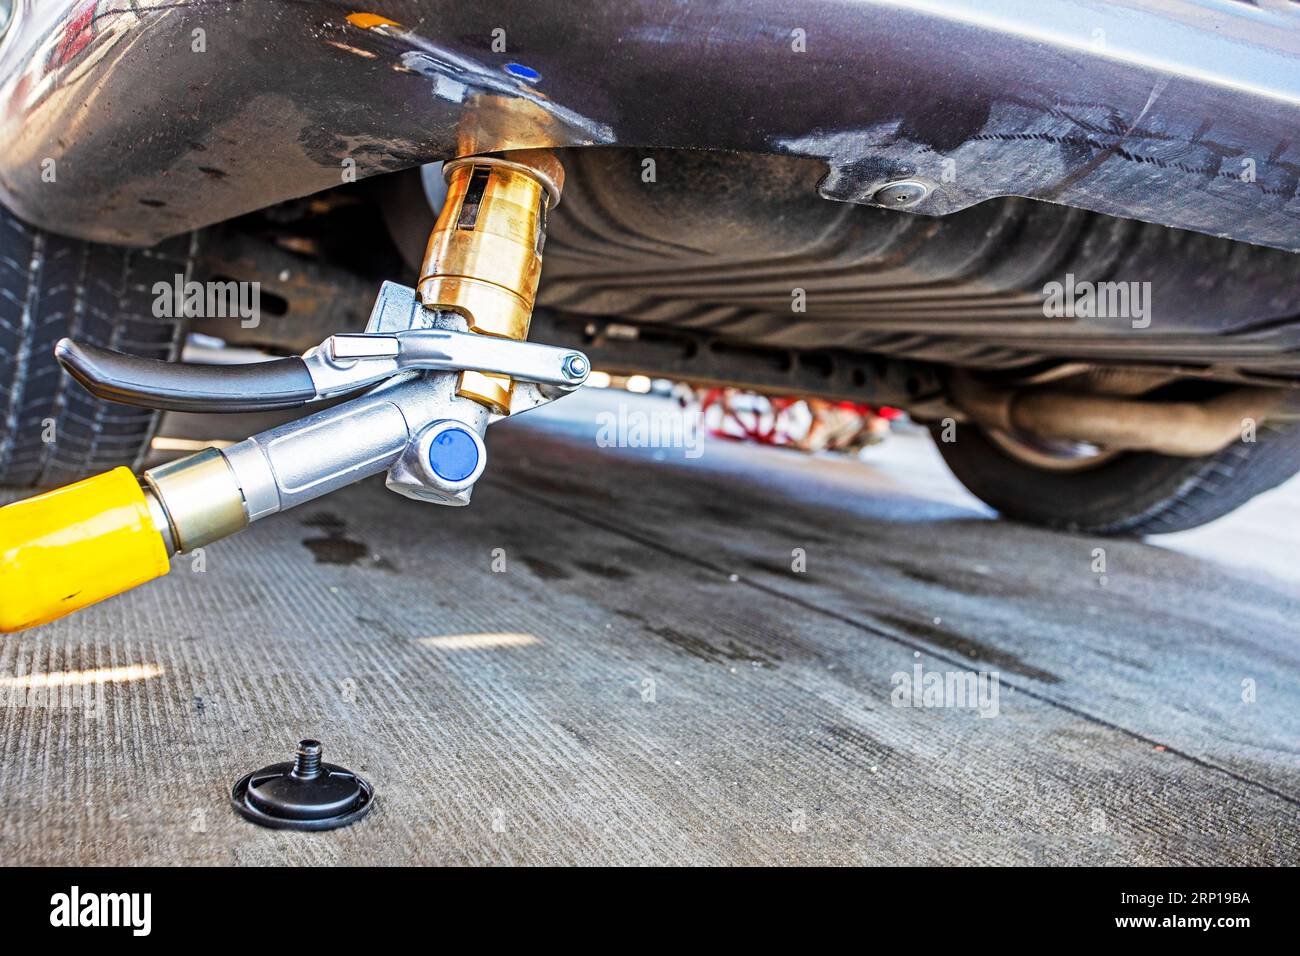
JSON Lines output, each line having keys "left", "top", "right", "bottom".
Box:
{"left": 0, "top": 206, "right": 191, "bottom": 488}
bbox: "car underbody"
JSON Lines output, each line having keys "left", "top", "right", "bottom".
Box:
{"left": 187, "top": 146, "right": 1300, "bottom": 450}
{"left": 4, "top": 0, "right": 1300, "bottom": 638}
{"left": 4, "top": 1, "right": 1300, "bottom": 402}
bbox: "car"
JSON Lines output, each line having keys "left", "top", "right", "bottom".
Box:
{"left": 2, "top": 0, "right": 1299, "bottom": 548}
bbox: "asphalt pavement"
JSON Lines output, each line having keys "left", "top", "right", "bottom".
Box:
{"left": 1, "top": 389, "right": 1296, "bottom": 864}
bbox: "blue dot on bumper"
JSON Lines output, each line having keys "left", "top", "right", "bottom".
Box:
{"left": 428, "top": 427, "right": 479, "bottom": 482}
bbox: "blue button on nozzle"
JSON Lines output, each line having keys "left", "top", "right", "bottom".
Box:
{"left": 427, "top": 426, "right": 480, "bottom": 482}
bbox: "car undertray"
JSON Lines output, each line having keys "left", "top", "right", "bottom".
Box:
{"left": 534, "top": 150, "right": 1300, "bottom": 385}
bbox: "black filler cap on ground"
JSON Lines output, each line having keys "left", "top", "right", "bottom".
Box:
{"left": 231, "top": 739, "right": 375, "bottom": 830}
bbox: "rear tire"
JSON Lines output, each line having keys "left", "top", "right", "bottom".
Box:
{"left": 0, "top": 206, "right": 191, "bottom": 488}
{"left": 931, "top": 419, "right": 1300, "bottom": 534}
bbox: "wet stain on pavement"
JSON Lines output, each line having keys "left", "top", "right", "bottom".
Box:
{"left": 699, "top": 503, "right": 749, "bottom": 524}
{"left": 880, "top": 557, "right": 1028, "bottom": 598}
{"left": 745, "top": 557, "right": 818, "bottom": 582}
{"left": 871, "top": 609, "right": 1061, "bottom": 684}
{"left": 304, "top": 536, "right": 370, "bottom": 566}
{"left": 522, "top": 556, "right": 571, "bottom": 581}
{"left": 817, "top": 722, "right": 890, "bottom": 764}
{"left": 575, "top": 560, "right": 633, "bottom": 581}
{"left": 647, "top": 625, "right": 782, "bottom": 669}
{"left": 301, "top": 512, "right": 396, "bottom": 570}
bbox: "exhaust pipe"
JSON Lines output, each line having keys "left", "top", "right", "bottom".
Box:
{"left": 951, "top": 377, "right": 1291, "bottom": 457}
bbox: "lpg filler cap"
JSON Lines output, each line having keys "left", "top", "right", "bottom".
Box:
{"left": 231, "top": 739, "right": 375, "bottom": 830}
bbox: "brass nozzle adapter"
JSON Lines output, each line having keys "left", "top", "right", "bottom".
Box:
{"left": 143, "top": 447, "right": 248, "bottom": 553}
{"left": 417, "top": 149, "right": 564, "bottom": 413}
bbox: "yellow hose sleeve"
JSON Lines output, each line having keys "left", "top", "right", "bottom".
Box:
{"left": 0, "top": 467, "right": 170, "bottom": 633}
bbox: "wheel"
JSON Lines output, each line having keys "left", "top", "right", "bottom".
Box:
{"left": 930, "top": 418, "right": 1300, "bottom": 535}
{"left": 0, "top": 205, "right": 190, "bottom": 488}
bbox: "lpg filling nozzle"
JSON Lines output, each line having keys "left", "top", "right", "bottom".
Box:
{"left": 0, "top": 151, "right": 586, "bottom": 633}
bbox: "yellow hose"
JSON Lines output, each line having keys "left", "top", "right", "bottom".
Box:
{"left": 0, "top": 468, "right": 170, "bottom": 633}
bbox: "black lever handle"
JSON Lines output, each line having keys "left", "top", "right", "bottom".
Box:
{"left": 55, "top": 339, "right": 318, "bottom": 413}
